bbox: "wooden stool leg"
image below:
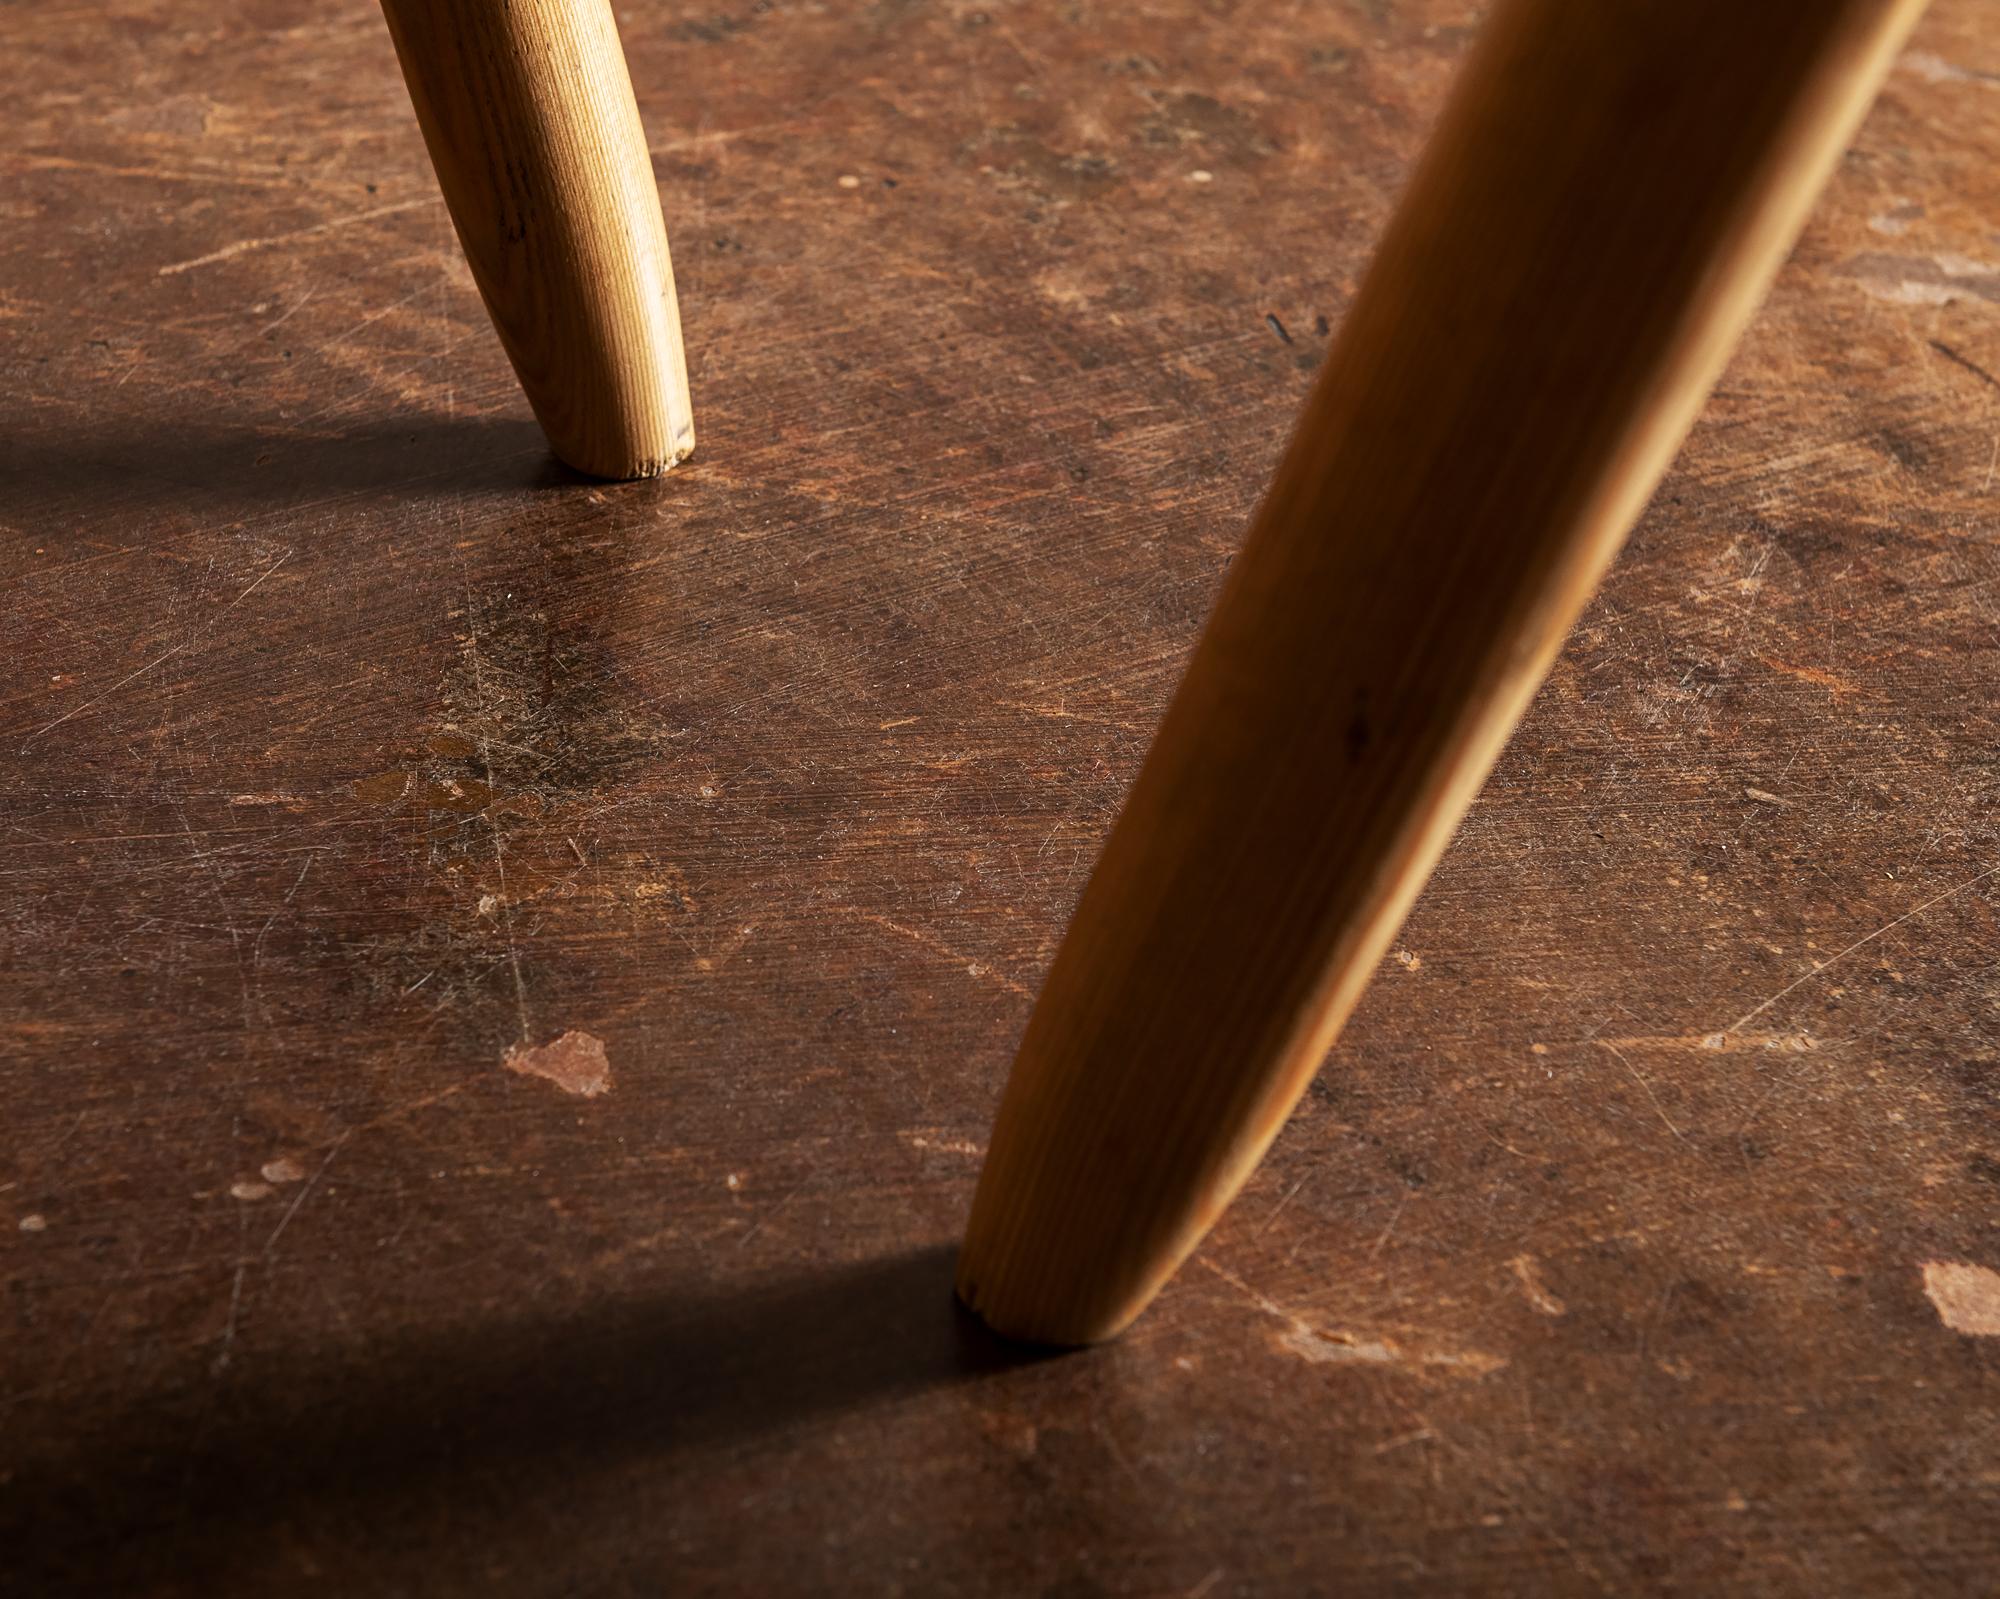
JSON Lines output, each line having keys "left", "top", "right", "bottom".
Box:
{"left": 379, "top": 0, "right": 694, "bottom": 480}
{"left": 957, "top": 0, "right": 1926, "bottom": 1345}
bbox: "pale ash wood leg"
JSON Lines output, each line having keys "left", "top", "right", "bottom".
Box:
{"left": 380, "top": 0, "right": 694, "bottom": 479}
{"left": 957, "top": 0, "right": 1928, "bottom": 1345}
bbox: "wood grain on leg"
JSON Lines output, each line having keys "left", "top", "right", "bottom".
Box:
{"left": 379, "top": 0, "right": 694, "bottom": 479}
{"left": 957, "top": 0, "right": 1929, "bottom": 1345}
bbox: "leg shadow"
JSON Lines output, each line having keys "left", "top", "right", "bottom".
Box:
{"left": 6, "top": 1245, "right": 1055, "bottom": 1591}
{"left": 4, "top": 410, "right": 587, "bottom": 528}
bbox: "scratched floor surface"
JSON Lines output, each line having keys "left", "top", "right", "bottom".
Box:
{"left": 3, "top": 0, "right": 1998, "bottom": 1593}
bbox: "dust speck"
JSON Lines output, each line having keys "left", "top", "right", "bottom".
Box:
{"left": 261, "top": 1157, "right": 306, "bottom": 1185}
{"left": 231, "top": 1180, "right": 272, "bottom": 1201}
{"left": 505, "top": 1029, "right": 612, "bottom": 1097}
{"left": 1922, "top": 1260, "right": 2000, "bottom": 1335}
{"left": 18, "top": 1214, "right": 46, "bottom": 1233}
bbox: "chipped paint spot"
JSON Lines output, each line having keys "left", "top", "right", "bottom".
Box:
{"left": 1203, "top": 1258, "right": 1505, "bottom": 1377}
{"left": 261, "top": 1156, "right": 305, "bottom": 1185}
{"left": 1869, "top": 202, "right": 1923, "bottom": 237}
{"left": 1922, "top": 1261, "right": 2000, "bottom": 1336}
{"left": 1276, "top": 1323, "right": 1506, "bottom": 1375}
{"left": 230, "top": 1180, "right": 272, "bottom": 1201}
{"left": 1841, "top": 250, "right": 2000, "bottom": 307}
{"left": 1509, "top": 1254, "right": 1567, "bottom": 1316}
{"left": 632, "top": 867, "right": 697, "bottom": 915}
{"left": 504, "top": 1029, "right": 612, "bottom": 1097}
{"left": 18, "top": 1214, "right": 46, "bottom": 1233}
{"left": 903, "top": 1131, "right": 985, "bottom": 1157}
{"left": 1278, "top": 1325, "right": 1398, "bottom": 1364}
{"left": 1898, "top": 50, "right": 1999, "bottom": 87}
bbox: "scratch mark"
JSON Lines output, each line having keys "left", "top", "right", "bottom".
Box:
{"left": 21, "top": 550, "right": 292, "bottom": 748}
{"left": 214, "top": 1259, "right": 248, "bottom": 1373}
{"left": 834, "top": 905, "right": 1030, "bottom": 996}
{"left": 213, "top": 1201, "right": 252, "bottom": 1375}
{"left": 8, "top": 153, "right": 368, "bottom": 192}
{"left": 1365, "top": 1189, "right": 1411, "bottom": 1261}
{"left": 1509, "top": 1254, "right": 1568, "bottom": 1316}
{"left": 1718, "top": 864, "right": 2000, "bottom": 1039}
{"left": 1930, "top": 340, "right": 2000, "bottom": 393}
{"left": 262, "top": 1128, "right": 350, "bottom": 1259}
{"left": 1256, "top": 1174, "right": 1308, "bottom": 1235}
{"left": 461, "top": 582, "right": 532, "bottom": 1041}
{"left": 736, "top": 1178, "right": 808, "bottom": 1250}
{"left": 1757, "top": 655, "right": 1861, "bottom": 699}
{"left": 1601, "top": 1031, "right": 1814, "bottom": 1054}
{"left": 1596, "top": 1040, "right": 1693, "bottom": 1146}
{"left": 156, "top": 198, "right": 433, "bottom": 276}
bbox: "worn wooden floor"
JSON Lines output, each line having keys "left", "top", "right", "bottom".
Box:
{"left": 4, "top": 0, "right": 1997, "bottom": 1592}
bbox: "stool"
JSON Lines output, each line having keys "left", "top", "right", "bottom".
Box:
{"left": 382, "top": 0, "right": 1927, "bottom": 1344}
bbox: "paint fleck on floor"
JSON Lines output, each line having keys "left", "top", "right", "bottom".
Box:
{"left": 504, "top": 1030, "right": 612, "bottom": 1097}
{"left": 1922, "top": 1261, "right": 2000, "bottom": 1336}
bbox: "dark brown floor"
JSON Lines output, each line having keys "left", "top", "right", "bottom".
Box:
{"left": 4, "top": 1, "right": 1998, "bottom": 1593}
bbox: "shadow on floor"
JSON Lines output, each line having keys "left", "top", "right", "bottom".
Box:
{"left": 6, "top": 1244, "right": 1054, "bottom": 1590}
{"left": 4, "top": 410, "right": 595, "bottom": 526}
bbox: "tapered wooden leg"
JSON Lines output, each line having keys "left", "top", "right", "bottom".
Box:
{"left": 957, "top": 0, "right": 1927, "bottom": 1345}
{"left": 380, "top": 0, "right": 694, "bottom": 480}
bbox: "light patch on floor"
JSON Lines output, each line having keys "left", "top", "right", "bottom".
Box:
{"left": 1922, "top": 1261, "right": 2000, "bottom": 1336}
{"left": 505, "top": 1029, "right": 612, "bottom": 1097}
